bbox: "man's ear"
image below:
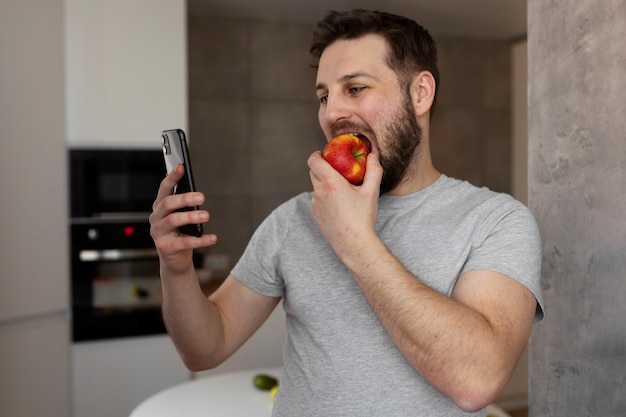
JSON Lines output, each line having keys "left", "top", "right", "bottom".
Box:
{"left": 410, "top": 71, "right": 436, "bottom": 118}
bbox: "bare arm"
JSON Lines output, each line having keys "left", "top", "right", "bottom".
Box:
{"left": 342, "top": 242, "right": 535, "bottom": 411}
{"left": 161, "top": 273, "right": 280, "bottom": 371}
{"left": 308, "top": 152, "right": 537, "bottom": 412}
{"left": 150, "top": 165, "right": 280, "bottom": 371}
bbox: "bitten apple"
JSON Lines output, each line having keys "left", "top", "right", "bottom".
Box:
{"left": 321, "top": 134, "right": 370, "bottom": 185}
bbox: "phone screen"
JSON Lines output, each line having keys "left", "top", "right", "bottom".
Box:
{"left": 161, "top": 129, "right": 203, "bottom": 237}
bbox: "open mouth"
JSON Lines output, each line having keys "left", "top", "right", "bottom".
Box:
{"left": 348, "top": 132, "right": 372, "bottom": 152}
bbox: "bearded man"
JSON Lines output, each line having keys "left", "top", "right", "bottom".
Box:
{"left": 150, "top": 9, "right": 543, "bottom": 417}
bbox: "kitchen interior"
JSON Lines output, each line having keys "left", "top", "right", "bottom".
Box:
{"left": 2, "top": 0, "right": 528, "bottom": 416}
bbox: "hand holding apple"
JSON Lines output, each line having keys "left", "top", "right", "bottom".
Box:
{"left": 321, "top": 134, "right": 371, "bottom": 185}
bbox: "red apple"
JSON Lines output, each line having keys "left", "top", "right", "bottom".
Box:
{"left": 321, "top": 134, "right": 370, "bottom": 185}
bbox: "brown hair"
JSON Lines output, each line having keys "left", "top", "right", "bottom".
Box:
{"left": 310, "top": 9, "right": 440, "bottom": 113}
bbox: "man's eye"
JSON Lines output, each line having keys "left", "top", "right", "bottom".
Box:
{"left": 318, "top": 95, "right": 328, "bottom": 104}
{"left": 348, "top": 86, "right": 365, "bottom": 94}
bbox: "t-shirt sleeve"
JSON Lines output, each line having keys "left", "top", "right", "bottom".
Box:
{"left": 231, "top": 204, "right": 289, "bottom": 298}
{"left": 462, "top": 196, "right": 545, "bottom": 321}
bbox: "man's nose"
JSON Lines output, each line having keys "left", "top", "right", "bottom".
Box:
{"left": 322, "top": 95, "right": 352, "bottom": 124}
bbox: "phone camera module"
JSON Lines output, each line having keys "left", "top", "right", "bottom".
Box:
{"left": 161, "top": 135, "right": 171, "bottom": 155}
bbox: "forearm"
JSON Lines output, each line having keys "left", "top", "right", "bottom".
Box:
{"left": 160, "top": 268, "right": 227, "bottom": 371}
{"left": 161, "top": 270, "right": 282, "bottom": 373}
{"left": 340, "top": 237, "right": 523, "bottom": 411}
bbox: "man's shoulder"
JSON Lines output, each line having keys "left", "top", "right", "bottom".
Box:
{"left": 255, "top": 191, "right": 314, "bottom": 233}
{"left": 440, "top": 175, "right": 527, "bottom": 209}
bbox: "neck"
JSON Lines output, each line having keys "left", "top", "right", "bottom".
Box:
{"left": 387, "top": 130, "right": 440, "bottom": 196}
{"left": 387, "top": 161, "right": 440, "bottom": 196}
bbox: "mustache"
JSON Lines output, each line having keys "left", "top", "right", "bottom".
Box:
{"left": 330, "top": 121, "right": 375, "bottom": 139}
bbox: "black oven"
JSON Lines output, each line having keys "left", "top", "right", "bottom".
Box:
{"left": 69, "top": 149, "right": 167, "bottom": 342}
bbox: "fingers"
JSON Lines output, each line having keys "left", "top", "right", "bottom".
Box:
{"left": 160, "top": 226, "right": 217, "bottom": 252}
{"left": 307, "top": 150, "right": 341, "bottom": 187}
{"left": 152, "top": 164, "right": 201, "bottom": 223}
{"left": 153, "top": 164, "right": 184, "bottom": 208}
{"left": 151, "top": 192, "right": 207, "bottom": 236}
{"left": 157, "top": 205, "right": 207, "bottom": 234}
{"left": 307, "top": 151, "right": 323, "bottom": 182}
{"left": 361, "top": 153, "right": 383, "bottom": 195}
{"left": 149, "top": 202, "right": 217, "bottom": 269}
{"left": 150, "top": 165, "right": 215, "bottom": 248}
{"left": 160, "top": 191, "right": 205, "bottom": 216}
{"left": 149, "top": 165, "right": 218, "bottom": 277}
{"left": 308, "top": 150, "right": 382, "bottom": 192}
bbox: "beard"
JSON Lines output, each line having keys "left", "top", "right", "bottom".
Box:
{"left": 331, "top": 92, "right": 422, "bottom": 195}
{"left": 377, "top": 93, "right": 423, "bottom": 194}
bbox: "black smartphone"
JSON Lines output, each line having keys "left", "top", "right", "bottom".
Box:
{"left": 161, "top": 129, "right": 204, "bottom": 237}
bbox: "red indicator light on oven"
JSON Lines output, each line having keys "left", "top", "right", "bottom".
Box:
{"left": 123, "top": 226, "right": 136, "bottom": 236}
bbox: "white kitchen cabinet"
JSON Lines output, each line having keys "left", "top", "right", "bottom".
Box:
{"left": 0, "top": 314, "right": 70, "bottom": 417}
{"left": 65, "top": 0, "right": 188, "bottom": 148}
{"left": 0, "top": 0, "right": 68, "bottom": 324}
{"left": 0, "top": 0, "right": 71, "bottom": 415}
{"left": 72, "top": 335, "right": 190, "bottom": 417}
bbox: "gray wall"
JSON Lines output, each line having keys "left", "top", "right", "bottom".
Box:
{"left": 528, "top": 0, "right": 626, "bottom": 415}
{"left": 187, "top": 15, "right": 514, "bottom": 271}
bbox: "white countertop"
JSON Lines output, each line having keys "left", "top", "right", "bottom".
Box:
{"left": 130, "top": 366, "right": 511, "bottom": 417}
{"left": 129, "top": 367, "right": 281, "bottom": 417}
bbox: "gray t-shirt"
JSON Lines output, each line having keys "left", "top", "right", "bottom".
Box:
{"left": 232, "top": 175, "right": 543, "bottom": 416}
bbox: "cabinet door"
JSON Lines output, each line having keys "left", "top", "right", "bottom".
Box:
{"left": 0, "top": 315, "right": 70, "bottom": 417}
{"left": 72, "top": 335, "right": 190, "bottom": 417}
{"left": 65, "top": 0, "right": 187, "bottom": 147}
{"left": 0, "top": 0, "right": 67, "bottom": 323}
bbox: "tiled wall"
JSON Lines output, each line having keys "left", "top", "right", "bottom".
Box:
{"left": 433, "top": 38, "right": 513, "bottom": 192}
{"left": 188, "top": 15, "right": 513, "bottom": 268}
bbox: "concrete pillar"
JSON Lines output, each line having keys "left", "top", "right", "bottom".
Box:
{"left": 528, "top": 0, "right": 626, "bottom": 415}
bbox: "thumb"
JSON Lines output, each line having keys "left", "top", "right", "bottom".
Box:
{"left": 361, "top": 153, "right": 383, "bottom": 193}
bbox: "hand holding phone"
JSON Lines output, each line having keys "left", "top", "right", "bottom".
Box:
{"left": 161, "top": 129, "right": 204, "bottom": 237}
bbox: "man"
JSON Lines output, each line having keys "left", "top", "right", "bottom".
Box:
{"left": 150, "top": 9, "right": 543, "bottom": 416}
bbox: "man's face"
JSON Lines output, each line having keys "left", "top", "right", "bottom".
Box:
{"left": 315, "top": 34, "right": 422, "bottom": 194}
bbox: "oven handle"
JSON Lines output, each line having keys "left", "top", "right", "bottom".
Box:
{"left": 79, "top": 248, "right": 159, "bottom": 262}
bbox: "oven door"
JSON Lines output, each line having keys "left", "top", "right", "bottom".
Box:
{"left": 71, "top": 221, "right": 166, "bottom": 342}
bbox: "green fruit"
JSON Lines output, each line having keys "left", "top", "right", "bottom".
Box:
{"left": 253, "top": 374, "right": 278, "bottom": 391}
